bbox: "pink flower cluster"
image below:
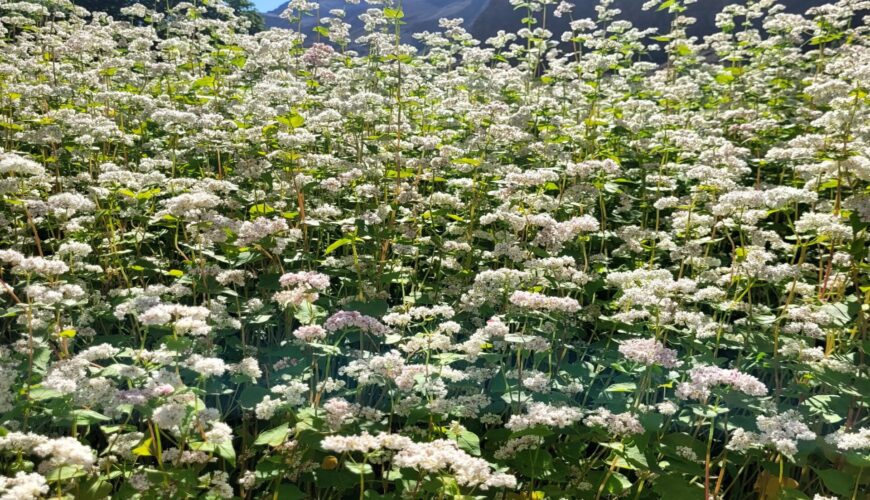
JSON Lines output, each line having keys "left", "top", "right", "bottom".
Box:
{"left": 618, "top": 338, "right": 682, "bottom": 368}
{"left": 278, "top": 271, "right": 330, "bottom": 290}
{"left": 676, "top": 365, "right": 768, "bottom": 400}
{"left": 273, "top": 271, "right": 330, "bottom": 308}
{"left": 324, "top": 310, "right": 389, "bottom": 336}
{"left": 293, "top": 325, "right": 327, "bottom": 342}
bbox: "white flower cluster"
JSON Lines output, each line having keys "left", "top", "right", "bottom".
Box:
{"left": 324, "top": 310, "right": 389, "bottom": 335}
{"left": 0, "top": 472, "right": 48, "bottom": 500}
{"left": 676, "top": 365, "right": 768, "bottom": 400}
{"left": 293, "top": 324, "right": 327, "bottom": 342}
{"left": 393, "top": 439, "right": 518, "bottom": 490}
{"left": 0, "top": 432, "right": 95, "bottom": 473}
{"left": 825, "top": 427, "right": 870, "bottom": 451}
{"left": 273, "top": 271, "right": 330, "bottom": 308}
{"left": 618, "top": 338, "right": 681, "bottom": 368}
{"left": 509, "top": 291, "right": 581, "bottom": 313}
{"left": 321, "top": 432, "right": 516, "bottom": 490}
{"left": 583, "top": 408, "right": 645, "bottom": 438}
{"left": 505, "top": 402, "right": 585, "bottom": 431}
{"left": 236, "top": 217, "right": 290, "bottom": 247}
{"left": 138, "top": 304, "right": 212, "bottom": 336}
{"left": 0, "top": 0, "right": 866, "bottom": 497}
{"left": 728, "top": 410, "right": 816, "bottom": 460}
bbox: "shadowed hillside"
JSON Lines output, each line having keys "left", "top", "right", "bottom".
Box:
{"left": 264, "top": 0, "right": 835, "bottom": 44}
{"left": 471, "top": 0, "right": 835, "bottom": 43}
{"left": 263, "top": 0, "right": 492, "bottom": 37}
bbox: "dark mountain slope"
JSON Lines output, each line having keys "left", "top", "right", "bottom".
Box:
{"left": 472, "top": 0, "right": 834, "bottom": 44}
{"left": 263, "top": 0, "right": 492, "bottom": 36}
{"left": 263, "top": 0, "right": 850, "bottom": 46}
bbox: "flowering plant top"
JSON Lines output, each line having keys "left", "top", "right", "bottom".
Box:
{"left": 0, "top": 0, "right": 868, "bottom": 498}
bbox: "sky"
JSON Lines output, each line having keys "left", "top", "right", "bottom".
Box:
{"left": 252, "top": 0, "right": 285, "bottom": 12}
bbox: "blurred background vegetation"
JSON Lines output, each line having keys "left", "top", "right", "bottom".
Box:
{"left": 72, "top": 0, "right": 265, "bottom": 32}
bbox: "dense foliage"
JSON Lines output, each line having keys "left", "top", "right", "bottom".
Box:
{"left": 68, "top": 0, "right": 265, "bottom": 32}
{"left": 0, "top": 0, "right": 869, "bottom": 498}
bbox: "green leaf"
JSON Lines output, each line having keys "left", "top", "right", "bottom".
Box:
{"left": 449, "top": 429, "right": 480, "bottom": 456}
{"left": 239, "top": 385, "right": 269, "bottom": 409}
{"left": 28, "top": 387, "right": 62, "bottom": 401}
{"left": 215, "top": 440, "right": 236, "bottom": 466}
{"left": 132, "top": 438, "right": 153, "bottom": 457}
{"left": 675, "top": 44, "right": 692, "bottom": 56}
{"left": 58, "top": 328, "right": 76, "bottom": 338}
{"left": 803, "top": 394, "right": 847, "bottom": 424}
{"left": 844, "top": 450, "right": 870, "bottom": 467}
{"left": 44, "top": 465, "right": 87, "bottom": 482}
{"left": 777, "top": 490, "right": 810, "bottom": 500}
{"left": 605, "top": 382, "right": 637, "bottom": 392}
{"left": 276, "top": 484, "right": 306, "bottom": 499}
{"left": 586, "top": 470, "right": 631, "bottom": 495}
{"left": 71, "top": 409, "right": 111, "bottom": 425}
{"left": 76, "top": 478, "right": 113, "bottom": 500}
{"left": 716, "top": 72, "right": 735, "bottom": 84}
{"left": 452, "top": 157, "right": 481, "bottom": 166}
{"left": 254, "top": 423, "right": 290, "bottom": 446}
{"left": 383, "top": 8, "right": 404, "bottom": 19}
{"left": 294, "top": 303, "right": 326, "bottom": 324}
{"left": 324, "top": 237, "right": 353, "bottom": 255}
{"left": 345, "top": 462, "right": 373, "bottom": 475}
{"left": 192, "top": 75, "right": 215, "bottom": 89}
{"left": 814, "top": 468, "right": 853, "bottom": 496}
{"left": 820, "top": 303, "right": 850, "bottom": 327}
{"left": 277, "top": 113, "right": 305, "bottom": 128}
{"left": 652, "top": 473, "right": 704, "bottom": 499}
{"left": 809, "top": 32, "right": 843, "bottom": 45}
{"left": 249, "top": 203, "right": 275, "bottom": 217}
{"left": 513, "top": 449, "right": 553, "bottom": 478}
{"left": 136, "top": 188, "right": 161, "bottom": 200}
{"left": 615, "top": 444, "right": 649, "bottom": 470}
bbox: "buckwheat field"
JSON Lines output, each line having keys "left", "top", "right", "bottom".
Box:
{"left": 0, "top": 0, "right": 869, "bottom": 498}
